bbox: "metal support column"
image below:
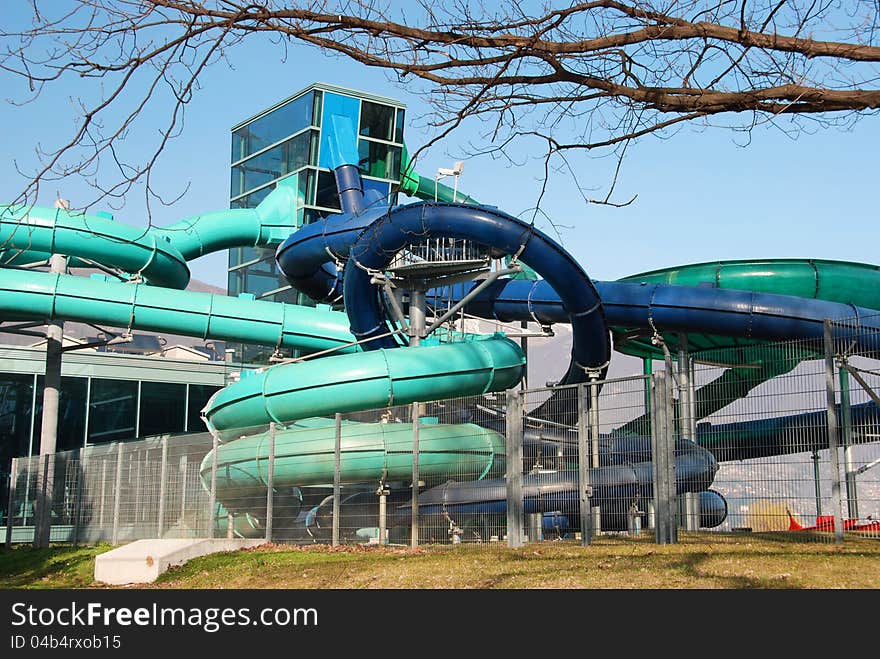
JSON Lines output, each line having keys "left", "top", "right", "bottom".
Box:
{"left": 411, "top": 402, "right": 420, "bottom": 549}
{"left": 265, "top": 422, "right": 276, "bottom": 542}
{"left": 34, "top": 253, "right": 68, "bottom": 548}
{"left": 823, "top": 320, "right": 845, "bottom": 544}
{"left": 408, "top": 289, "right": 425, "bottom": 347}
{"left": 651, "top": 371, "right": 678, "bottom": 545}
{"left": 332, "top": 413, "right": 342, "bottom": 547}
{"left": 377, "top": 474, "right": 388, "bottom": 546}
{"left": 838, "top": 365, "right": 859, "bottom": 519}
{"left": 506, "top": 388, "right": 524, "bottom": 548}
{"left": 576, "top": 383, "right": 592, "bottom": 546}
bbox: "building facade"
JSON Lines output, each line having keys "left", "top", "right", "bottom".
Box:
{"left": 227, "top": 83, "right": 406, "bottom": 333}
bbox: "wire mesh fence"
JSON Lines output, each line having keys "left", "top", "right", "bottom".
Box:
{"left": 6, "top": 317, "right": 880, "bottom": 548}
{"left": 5, "top": 433, "right": 215, "bottom": 545}
{"left": 678, "top": 316, "right": 880, "bottom": 541}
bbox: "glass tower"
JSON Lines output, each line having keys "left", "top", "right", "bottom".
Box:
{"left": 228, "top": 83, "right": 405, "bottom": 362}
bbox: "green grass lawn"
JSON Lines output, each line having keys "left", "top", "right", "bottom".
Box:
{"left": 2, "top": 533, "right": 879, "bottom": 589}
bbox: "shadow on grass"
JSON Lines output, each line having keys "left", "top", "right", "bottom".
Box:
{"left": 0, "top": 544, "right": 109, "bottom": 589}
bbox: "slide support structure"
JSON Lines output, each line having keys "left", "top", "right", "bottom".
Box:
{"left": 34, "top": 253, "right": 67, "bottom": 548}
{"left": 506, "top": 389, "right": 524, "bottom": 548}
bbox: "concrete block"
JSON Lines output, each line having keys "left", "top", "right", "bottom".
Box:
{"left": 94, "top": 538, "right": 266, "bottom": 585}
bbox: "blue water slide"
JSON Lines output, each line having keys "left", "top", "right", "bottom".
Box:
{"left": 276, "top": 165, "right": 612, "bottom": 385}
{"left": 440, "top": 278, "right": 880, "bottom": 355}
{"left": 389, "top": 438, "right": 724, "bottom": 531}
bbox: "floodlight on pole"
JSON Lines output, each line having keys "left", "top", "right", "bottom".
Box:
{"left": 435, "top": 161, "right": 464, "bottom": 202}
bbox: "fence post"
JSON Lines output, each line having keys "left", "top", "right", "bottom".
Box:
{"left": 651, "top": 371, "right": 678, "bottom": 545}
{"left": 99, "top": 459, "right": 107, "bottom": 528}
{"left": 411, "top": 402, "right": 420, "bottom": 549}
{"left": 178, "top": 455, "right": 188, "bottom": 530}
{"left": 111, "top": 442, "right": 124, "bottom": 545}
{"left": 134, "top": 452, "right": 143, "bottom": 527}
{"left": 265, "top": 422, "right": 275, "bottom": 542}
{"left": 208, "top": 431, "right": 219, "bottom": 540}
{"left": 332, "top": 413, "right": 342, "bottom": 547}
{"left": 5, "top": 458, "right": 17, "bottom": 548}
{"left": 678, "top": 335, "right": 699, "bottom": 531}
{"left": 506, "top": 388, "right": 524, "bottom": 548}
{"left": 576, "top": 383, "right": 592, "bottom": 546}
{"left": 72, "top": 447, "right": 86, "bottom": 546}
{"left": 157, "top": 436, "right": 168, "bottom": 538}
{"left": 823, "top": 319, "right": 846, "bottom": 544}
{"left": 589, "top": 376, "right": 602, "bottom": 535}
{"left": 837, "top": 364, "right": 859, "bottom": 519}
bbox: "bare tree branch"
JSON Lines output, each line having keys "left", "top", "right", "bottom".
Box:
{"left": 1, "top": 0, "right": 878, "bottom": 211}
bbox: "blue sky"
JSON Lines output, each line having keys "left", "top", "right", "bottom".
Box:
{"left": 1, "top": 20, "right": 878, "bottom": 291}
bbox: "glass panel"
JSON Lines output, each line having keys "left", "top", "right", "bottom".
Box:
{"left": 301, "top": 208, "right": 326, "bottom": 225}
{"left": 319, "top": 93, "right": 361, "bottom": 169}
{"left": 34, "top": 376, "right": 87, "bottom": 452}
{"left": 363, "top": 178, "right": 391, "bottom": 205}
{"left": 315, "top": 170, "right": 341, "bottom": 210}
{"left": 230, "top": 186, "right": 272, "bottom": 209}
{"left": 139, "top": 382, "right": 185, "bottom": 437}
{"left": 231, "top": 91, "right": 314, "bottom": 161}
{"left": 299, "top": 169, "right": 314, "bottom": 206}
{"left": 87, "top": 379, "right": 138, "bottom": 444}
{"left": 271, "top": 287, "right": 301, "bottom": 305}
{"left": 231, "top": 131, "right": 312, "bottom": 196}
{"left": 228, "top": 247, "right": 242, "bottom": 269}
{"left": 358, "top": 140, "right": 402, "bottom": 180}
{"left": 246, "top": 270, "right": 285, "bottom": 297}
{"left": 395, "top": 108, "right": 406, "bottom": 143}
{"left": 312, "top": 91, "right": 323, "bottom": 128}
{"left": 228, "top": 269, "right": 244, "bottom": 296}
{"left": 239, "top": 247, "right": 274, "bottom": 268}
{"left": 187, "top": 385, "right": 222, "bottom": 432}
{"left": 0, "top": 373, "right": 35, "bottom": 465}
{"left": 359, "top": 101, "right": 395, "bottom": 141}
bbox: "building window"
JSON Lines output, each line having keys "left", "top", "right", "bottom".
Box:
{"left": 139, "top": 382, "right": 186, "bottom": 437}
{"left": 395, "top": 108, "right": 406, "bottom": 142}
{"left": 230, "top": 186, "right": 273, "bottom": 210}
{"left": 363, "top": 178, "right": 391, "bottom": 205}
{"left": 187, "top": 385, "right": 222, "bottom": 432}
{"left": 231, "top": 130, "right": 313, "bottom": 197}
{"left": 231, "top": 91, "right": 314, "bottom": 161}
{"left": 359, "top": 101, "right": 396, "bottom": 141}
{"left": 358, "top": 140, "right": 402, "bottom": 180}
{"left": 87, "top": 379, "right": 138, "bottom": 444}
{"left": 0, "top": 373, "right": 35, "bottom": 465}
{"left": 34, "top": 376, "right": 87, "bottom": 452}
{"left": 315, "top": 170, "right": 342, "bottom": 210}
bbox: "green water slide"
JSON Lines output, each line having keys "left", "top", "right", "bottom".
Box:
{"left": 615, "top": 258, "right": 880, "bottom": 361}
{"left": 612, "top": 258, "right": 880, "bottom": 430}
{"left": 203, "top": 420, "right": 506, "bottom": 502}
{"left": 0, "top": 180, "right": 300, "bottom": 287}
{"left": 0, "top": 268, "right": 357, "bottom": 352}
